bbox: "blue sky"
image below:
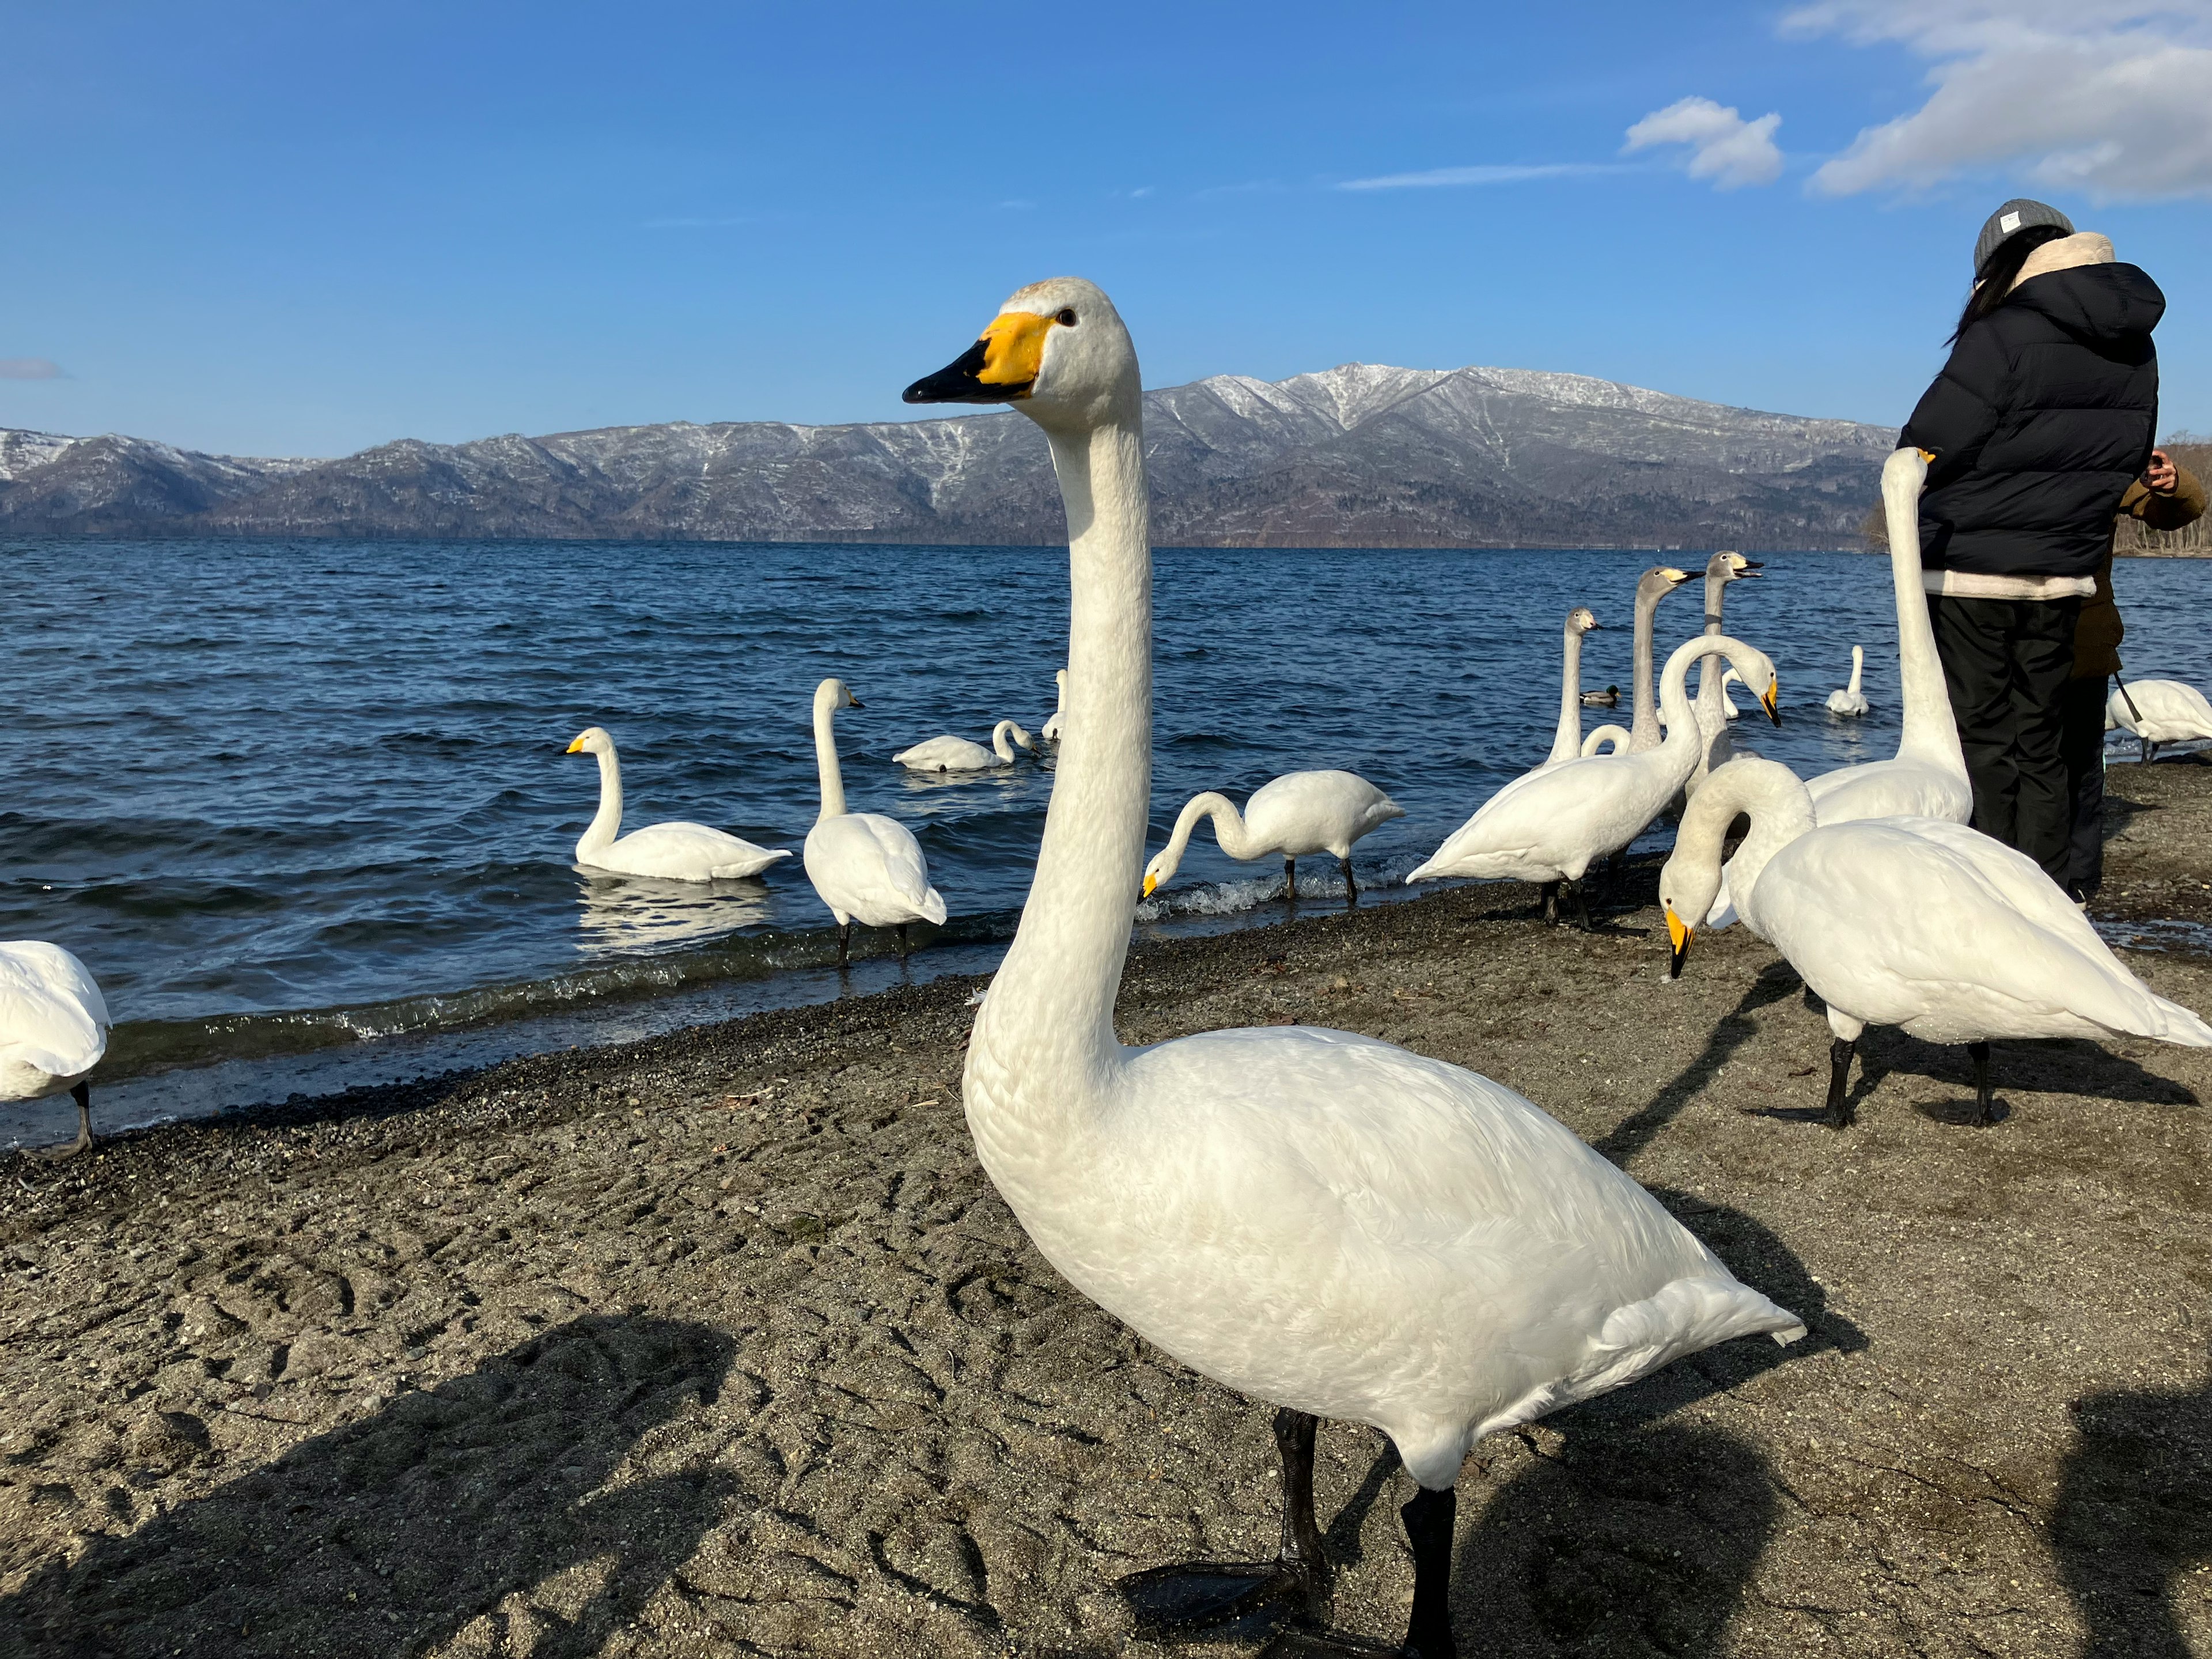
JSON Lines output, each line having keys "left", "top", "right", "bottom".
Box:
{"left": 2, "top": 0, "right": 2207, "bottom": 457}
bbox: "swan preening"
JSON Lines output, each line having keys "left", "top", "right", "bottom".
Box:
{"left": 1, "top": 941, "right": 109, "bottom": 1159}
{"left": 906, "top": 276, "right": 1802, "bottom": 1658}
{"left": 1826, "top": 646, "right": 1870, "bottom": 717}
{"left": 1142, "top": 770, "right": 1404, "bottom": 902}
{"left": 1544, "top": 607, "right": 1604, "bottom": 765}
{"left": 564, "top": 727, "right": 792, "bottom": 881}
{"left": 894, "top": 718, "right": 1035, "bottom": 772}
{"left": 803, "top": 679, "right": 946, "bottom": 963}
{"left": 1407, "top": 631, "right": 1780, "bottom": 927}
{"left": 1662, "top": 756, "right": 2212, "bottom": 1126}
{"left": 2108, "top": 677, "right": 2212, "bottom": 762}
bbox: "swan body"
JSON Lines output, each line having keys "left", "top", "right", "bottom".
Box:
{"left": 564, "top": 727, "right": 791, "bottom": 881}
{"left": 803, "top": 679, "right": 946, "bottom": 962}
{"left": 1662, "top": 756, "right": 2212, "bottom": 1124}
{"left": 1683, "top": 552, "right": 1762, "bottom": 798}
{"left": 1, "top": 942, "right": 109, "bottom": 1158}
{"left": 894, "top": 718, "right": 1034, "bottom": 772}
{"left": 1825, "top": 646, "right": 1870, "bottom": 717}
{"left": 906, "top": 278, "right": 1799, "bottom": 1654}
{"left": 1406, "top": 631, "right": 1779, "bottom": 896}
{"left": 1143, "top": 770, "right": 1404, "bottom": 900}
{"left": 1041, "top": 669, "right": 1068, "bottom": 743}
{"left": 2107, "top": 678, "right": 2212, "bottom": 760}
{"left": 1625, "top": 566, "right": 1694, "bottom": 753}
{"left": 1543, "top": 607, "right": 1604, "bottom": 766}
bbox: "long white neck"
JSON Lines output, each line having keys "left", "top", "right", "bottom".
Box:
{"left": 812, "top": 692, "right": 847, "bottom": 821}
{"left": 1678, "top": 756, "right": 1815, "bottom": 921}
{"left": 991, "top": 719, "right": 1025, "bottom": 762}
{"left": 1630, "top": 579, "right": 1667, "bottom": 751}
{"left": 1164, "top": 791, "right": 1248, "bottom": 877}
{"left": 578, "top": 745, "right": 623, "bottom": 857}
{"left": 1884, "top": 454, "right": 1962, "bottom": 770}
{"left": 1847, "top": 643, "right": 1865, "bottom": 696}
{"left": 1548, "top": 621, "right": 1586, "bottom": 763}
{"left": 1656, "top": 632, "right": 1756, "bottom": 785}
{"left": 1694, "top": 568, "right": 1729, "bottom": 716}
{"left": 971, "top": 415, "right": 1151, "bottom": 1097}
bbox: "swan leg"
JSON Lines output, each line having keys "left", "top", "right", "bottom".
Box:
{"left": 1119, "top": 1407, "right": 1330, "bottom": 1638}
{"left": 1339, "top": 857, "right": 1358, "bottom": 903}
{"left": 1263, "top": 1482, "right": 1457, "bottom": 1658}
{"left": 1569, "top": 879, "right": 1594, "bottom": 931}
{"left": 1969, "top": 1041, "right": 1997, "bottom": 1124}
{"left": 896, "top": 923, "right": 910, "bottom": 960}
{"left": 2141, "top": 737, "right": 2153, "bottom": 764}
{"left": 1824, "top": 1039, "right": 1857, "bottom": 1130}
{"left": 1537, "top": 881, "right": 1560, "bottom": 926}
{"left": 835, "top": 922, "right": 853, "bottom": 967}
{"left": 1285, "top": 857, "right": 1297, "bottom": 901}
{"left": 31, "top": 1084, "right": 93, "bottom": 1162}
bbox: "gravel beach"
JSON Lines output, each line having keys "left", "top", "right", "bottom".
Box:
{"left": 4, "top": 760, "right": 2209, "bottom": 1659}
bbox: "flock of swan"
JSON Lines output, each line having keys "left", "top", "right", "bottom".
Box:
{"left": 6, "top": 272, "right": 2212, "bottom": 1657}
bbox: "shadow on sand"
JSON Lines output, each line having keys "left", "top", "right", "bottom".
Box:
{"left": 2, "top": 1314, "right": 737, "bottom": 1658}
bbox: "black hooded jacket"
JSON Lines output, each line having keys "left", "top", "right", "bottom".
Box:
{"left": 1901, "top": 258, "right": 2164, "bottom": 581}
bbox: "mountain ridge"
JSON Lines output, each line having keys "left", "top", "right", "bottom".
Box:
{"left": 0, "top": 362, "right": 1897, "bottom": 548}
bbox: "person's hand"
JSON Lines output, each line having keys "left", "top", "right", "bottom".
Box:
{"left": 2146, "top": 449, "right": 2178, "bottom": 494}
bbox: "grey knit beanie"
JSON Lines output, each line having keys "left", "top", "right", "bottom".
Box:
{"left": 1974, "top": 198, "right": 2073, "bottom": 275}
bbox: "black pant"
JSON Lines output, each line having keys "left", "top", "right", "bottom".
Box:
{"left": 2059, "top": 674, "right": 2109, "bottom": 895}
{"left": 1926, "top": 593, "right": 2081, "bottom": 880}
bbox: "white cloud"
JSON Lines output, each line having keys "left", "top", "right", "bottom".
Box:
{"left": 1338, "top": 162, "right": 1620, "bottom": 191}
{"left": 0, "top": 358, "right": 63, "bottom": 380}
{"left": 1788, "top": 1, "right": 2212, "bottom": 198}
{"left": 1623, "top": 97, "right": 1786, "bottom": 189}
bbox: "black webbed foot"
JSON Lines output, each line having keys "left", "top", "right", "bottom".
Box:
{"left": 1120, "top": 1560, "right": 1312, "bottom": 1641}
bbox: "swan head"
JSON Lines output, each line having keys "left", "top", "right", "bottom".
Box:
{"left": 1730, "top": 644, "right": 1782, "bottom": 722}
{"left": 902, "top": 277, "right": 1139, "bottom": 433}
{"left": 1710, "top": 551, "right": 1764, "bottom": 582}
{"left": 1567, "top": 606, "right": 1601, "bottom": 637}
{"left": 1140, "top": 844, "right": 1177, "bottom": 900}
{"left": 1638, "top": 566, "right": 1694, "bottom": 601}
{"left": 566, "top": 726, "right": 613, "bottom": 757}
{"left": 814, "top": 677, "right": 863, "bottom": 713}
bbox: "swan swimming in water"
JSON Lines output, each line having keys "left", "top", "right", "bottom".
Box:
{"left": 1142, "top": 770, "right": 1404, "bottom": 902}
{"left": 1661, "top": 755, "right": 2212, "bottom": 1127}
{"left": 893, "top": 719, "right": 1035, "bottom": 772}
{"left": 564, "top": 727, "right": 791, "bottom": 881}
{"left": 904, "top": 276, "right": 1802, "bottom": 1659}
{"left": 802, "top": 679, "right": 946, "bottom": 963}
{"left": 1, "top": 942, "right": 109, "bottom": 1160}
{"left": 2107, "top": 677, "right": 2212, "bottom": 762}
{"left": 1041, "top": 669, "right": 1068, "bottom": 744}
{"left": 1825, "top": 646, "right": 1871, "bottom": 717}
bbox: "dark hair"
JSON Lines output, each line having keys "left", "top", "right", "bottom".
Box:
{"left": 1951, "top": 223, "right": 2074, "bottom": 343}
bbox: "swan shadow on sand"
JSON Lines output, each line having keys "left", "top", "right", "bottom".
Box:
{"left": 2053, "top": 1355, "right": 2212, "bottom": 1658}
{"left": 0, "top": 1315, "right": 737, "bottom": 1658}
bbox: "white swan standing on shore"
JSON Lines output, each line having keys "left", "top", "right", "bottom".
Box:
{"left": 1142, "top": 771, "right": 1404, "bottom": 902}
{"left": 1684, "top": 552, "right": 1763, "bottom": 798}
{"left": 803, "top": 679, "right": 946, "bottom": 964}
{"left": 894, "top": 719, "right": 1035, "bottom": 772}
{"left": 1, "top": 941, "right": 109, "bottom": 1160}
{"left": 1826, "top": 646, "right": 1871, "bottom": 717}
{"left": 1543, "top": 607, "right": 1605, "bottom": 765}
{"left": 1661, "top": 756, "right": 2212, "bottom": 1127}
{"left": 564, "top": 727, "right": 791, "bottom": 881}
{"left": 904, "top": 278, "right": 1803, "bottom": 1659}
{"left": 1041, "top": 669, "right": 1069, "bottom": 744}
{"left": 2107, "top": 677, "right": 2212, "bottom": 762}
{"left": 1406, "top": 630, "right": 1779, "bottom": 927}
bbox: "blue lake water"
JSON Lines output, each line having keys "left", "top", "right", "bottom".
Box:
{"left": 5, "top": 536, "right": 2209, "bottom": 1141}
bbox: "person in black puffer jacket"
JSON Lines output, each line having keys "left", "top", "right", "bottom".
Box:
{"left": 1900, "top": 197, "right": 2165, "bottom": 881}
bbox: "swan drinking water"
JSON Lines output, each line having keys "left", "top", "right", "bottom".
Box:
{"left": 904, "top": 276, "right": 1802, "bottom": 1659}
{"left": 563, "top": 727, "right": 791, "bottom": 881}
{"left": 1661, "top": 756, "right": 2212, "bottom": 1127}
{"left": 1142, "top": 771, "right": 1404, "bottom": 902}
{"left": 2107, "top": 677, "right": 2212, "bottom": 762}
{"left": 1, "top": 942, "right": 109, "bottom": 1160}
{"left": 802, "top": 679, "right": 946, "bottom": 963}
{"left": 1826, "top": 646, "right": 1871, "bottom": 717}
{"left": 893, "top": 719, "right": 1034, "bottom": 772}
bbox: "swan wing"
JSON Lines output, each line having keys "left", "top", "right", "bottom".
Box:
{"left": 1245, "top": 771, "right": 1404, "bottom": 854}
{"left": 895, "top": 735, "right": 998, "bottom": 771}
{"left": 1408, "top": 755, "right": 1669, "bottom": 883}
{"left": 1756, "top": 821, "right": 2212, "bottom": 1044}
{"left": 0, "top": 942, "right": 111, "bottom": 1082}
{"left": 1805, "top": 759, "right": 1971, "bottom": 826}
{"left": 595, "top": 821, "right": 792, "bottom": 880}
{"left": 805, "top": 813, "right": 946, "bottom": 925}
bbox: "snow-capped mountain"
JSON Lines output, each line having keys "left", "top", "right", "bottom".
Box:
{"left": 0, "top": 363, "right": 1896, "bottom": 547}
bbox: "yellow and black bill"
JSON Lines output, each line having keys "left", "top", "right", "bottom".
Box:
{"left": 903, "top": 310, "right": 1058, "bottom": 405}
{"left": 1665, "top": 907, "right": 1693, "bottom": 979}
{"left": 1760, "top": 676, "right": 1782, "bottom": 725}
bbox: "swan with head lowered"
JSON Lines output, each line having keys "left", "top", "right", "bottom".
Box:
{"left": 1540, "top": 607, "right": 1604, "bottom": 765}
{"left": 563, "top": 727, "right": 791, "bottom": 880}
{"left": 894, "top": 719, "right": 1035, "bottom": 772}
{"left": 1661, "top": 756, "right": 2212, "bottom": 1127}
{"left": 904, "top": 277, "right": 1802, "bottom": 1659}
{"left": 2, "top": 942, "right": 109, "bottom": 1160}
{"left": 803, "top": 679, "right": 946, "bottom": 963}
{"left": 1404, "top": 630, "right": 1780, "bottom": 927}
{"left": 2107, "top": 677, "right": 2212, "bottom": 762}
{"left": 1826, "top": 647, "right": 1870, "bottom": 717}
{"left": 1682, "top": 552, "right": 1763, "bottom": 798}
{"left": 1041, "top": 668, "right": 1069, "bottom": 744}
{"left": 1143, "top": 771, "right": 1404, "bottom": 902}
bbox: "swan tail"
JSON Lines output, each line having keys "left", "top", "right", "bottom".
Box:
{"left": 2141, "top": 992, "right": 2212, "bottom": 1047}
{"left": 920, "top": 887, "right": 948, "bottom": 926}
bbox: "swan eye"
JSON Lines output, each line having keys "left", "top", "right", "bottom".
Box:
{"left": 1054, "top": 308, "right": 1078, "bottom": 327}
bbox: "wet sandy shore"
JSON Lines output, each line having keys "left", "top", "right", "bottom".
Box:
{"left": 4, "top": 760, "right": 2210, "bottom": 1658}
